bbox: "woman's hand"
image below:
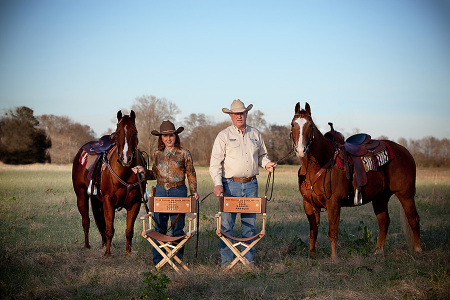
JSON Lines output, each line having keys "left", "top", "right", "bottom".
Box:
{"left": 132, "top": 165, "right": 145, "bottom": 174}
{"left": 193, "top": 192, "right": 199, "bottom": 201}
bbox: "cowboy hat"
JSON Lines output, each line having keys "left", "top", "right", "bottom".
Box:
{"left": 151, "top": 120, "right": 184, "bottom": 136}
{"left": 222, "top": 99, "right": 253, "bottom": 114}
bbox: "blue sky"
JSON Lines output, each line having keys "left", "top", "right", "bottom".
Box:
{"left": 1, "top": 0, "right": 449, "bottom": 140}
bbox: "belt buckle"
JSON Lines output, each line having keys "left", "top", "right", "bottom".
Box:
{"left": 163, "top": 183, "right": 171, "bottom": 190}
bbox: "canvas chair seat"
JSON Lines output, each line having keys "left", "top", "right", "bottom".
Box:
{"left": 141, "top": 196, "right": 197, "bottom": 274}
{"left": 144, "top": 229, "right": 186, "bottom": 243}
{"left": 216, "top": 196, "right": 267, "bottom": 271}
{"left": 219, "top": 231, "right": 263, "bottom": 243}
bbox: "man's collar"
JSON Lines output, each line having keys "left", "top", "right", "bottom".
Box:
{"left": 232, "top": 125, "right": 247, "bottom": 134}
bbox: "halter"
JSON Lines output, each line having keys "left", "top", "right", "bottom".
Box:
{"left": 303, "top": 123, "right": 315, "bottom": 154}
{"left": 115, "top": 120, "right": 138, "bottom": 167}
{"left": 292, "top": 114, "right": 315, "bottom": 155}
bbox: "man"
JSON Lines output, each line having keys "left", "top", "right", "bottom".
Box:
{"left": 210, "top": 99, "right": 276, "bottom": 267}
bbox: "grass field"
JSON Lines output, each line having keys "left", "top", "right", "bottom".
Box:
{"left": 0, "top": 163, "right": 449, "bottom": 299}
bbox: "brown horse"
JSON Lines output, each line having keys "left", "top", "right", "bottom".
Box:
{"left": 291, "top": 102, "right": 421, "bottom": 259}
{"left": 72, "top": 110, "right": 146, "bottom": 256}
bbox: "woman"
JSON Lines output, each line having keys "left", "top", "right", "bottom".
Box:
{"left": 132, "top": 120, "right": 199, "bottom": 265}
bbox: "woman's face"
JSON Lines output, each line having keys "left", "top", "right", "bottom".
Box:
{"left": 162, "top": 133, "right": 176, "bottom": 149}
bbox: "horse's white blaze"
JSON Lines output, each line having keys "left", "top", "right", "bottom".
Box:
{"left": 295, "top": 118, "right": 307, "bottom": 157}
{"left": 122, "top": 125, "right": 129, "bottom": 164}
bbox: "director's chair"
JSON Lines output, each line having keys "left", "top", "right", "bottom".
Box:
{"left": 216, "top": 196, "right": 267, "bottom": 270}
{"left": 141, "top": 195, "right": 197, "bottom": 273}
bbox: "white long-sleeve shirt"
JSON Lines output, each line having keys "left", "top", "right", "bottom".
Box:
{"left": 209, "top": 125, "right": 271, "bottom": 187}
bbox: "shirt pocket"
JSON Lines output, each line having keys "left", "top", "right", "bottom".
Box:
{"left": 249, "top": 138, "right": 260, "bottom": 155}
{"left": 226, "top": 140, "right": 241, "bottom": 159}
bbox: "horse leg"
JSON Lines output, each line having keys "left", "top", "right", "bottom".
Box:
{"left": 303, "top": 200, "right": 320, "bottom": 259}
{"left": 396, "top": 192, "right": 422, "bottom": 253}
{"left": 327, "top": 200, "right": 341, "bottom": 260}
{"left": 125, "top": 200, "right": 141, "bottom": 255}
{"left": 372, "top": 196, "right": 390, "bottom": 254}
{"left": 102, "top": 198, "right": 116, "bottom": 257}
{"left": 76, "top": 192, "right": 91, "bottom": 249}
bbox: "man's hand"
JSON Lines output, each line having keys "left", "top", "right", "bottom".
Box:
{"left": 213, "top": 185, "right": 224, "bottom": 197}
{"left": 265, "top": 162, "right": 277, "bottom": 173}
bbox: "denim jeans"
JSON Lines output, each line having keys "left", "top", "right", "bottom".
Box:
{"left": 220, "top": 177, "right": 258, "bottom": 267}
{"left": 152, "top": 184, "right": 187, "bottom": 265}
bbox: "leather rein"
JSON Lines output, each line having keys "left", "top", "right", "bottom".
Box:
{"left": 293, "top": 116, "right": 338, "bottom": 212}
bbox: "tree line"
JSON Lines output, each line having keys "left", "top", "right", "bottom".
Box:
{"left": 1, "top": 95, "right": 449, "bottom": 167}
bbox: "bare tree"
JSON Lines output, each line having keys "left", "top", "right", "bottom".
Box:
{"left": 247, "top": 109, "right": 267, "bottom": 132}
{"left": 131, "top": 95, "right": 180, "bottom": 160}
{"left": 39, "top": 114, "right": 95, "bottom": 164}
{"left": 263, "top": 124, "right": 298, "bottom": 165}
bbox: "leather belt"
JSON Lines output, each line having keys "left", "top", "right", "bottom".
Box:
{"left": 158, "top": 181, "right": 185, "bottom": 190}
{"left": 229, "top": 176, "right": 256, "bottom": 183}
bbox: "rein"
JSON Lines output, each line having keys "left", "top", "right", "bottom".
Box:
{"left": 106, "top": 157, "right": 145, "bottom": 190}
{"left": 264, "top": 148, "right": 295, "bottom": 201}
{"left": 195, "top": 191, "right": 214, "bottom": 258}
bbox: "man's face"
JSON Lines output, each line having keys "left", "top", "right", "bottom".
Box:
{"left": 230, "top": 112, "right": 247, "bottom": 129}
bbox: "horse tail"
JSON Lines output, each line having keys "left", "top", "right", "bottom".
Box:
{"left": 400, "top": 204, "right": 415, "bottom": 252}
{"left": 90, "top": 195, "right": 107, "bottom": 246}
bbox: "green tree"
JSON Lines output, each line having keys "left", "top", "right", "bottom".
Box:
{"left": 0, "top": 106, "right": 51, "bottom": 164}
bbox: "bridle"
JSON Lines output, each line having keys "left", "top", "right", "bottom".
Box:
{"left": 292, "top": 114, "right": 315, "bottom": 156}
{"left": 115, "top": 119, "right": 138, "bottom": 167}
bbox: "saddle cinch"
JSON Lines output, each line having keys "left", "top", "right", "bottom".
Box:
{"left": 80, "top": 133, "right": 117, "bottom": 195}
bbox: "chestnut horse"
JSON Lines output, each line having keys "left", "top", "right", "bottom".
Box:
{"left": 72, "top": 110, "right": 145, "bottom": 256}
{"left": 291, "top": 102, "right": 421, "bottom": 259}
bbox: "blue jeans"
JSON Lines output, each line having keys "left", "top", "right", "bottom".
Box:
{"left": 152, "top": 184, "right": 187, "bottom": 265}
{"left": 220, "top": 177, "right": 258, "bottom": 267}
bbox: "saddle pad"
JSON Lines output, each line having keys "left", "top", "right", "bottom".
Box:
{"left": 335, "top": 141, "right": 394, "bottom": 171}
{"left": 361, "top": 143, "right": 394, "bottom": 172}
{"left": 78, "top": 150, "right": 98, "bottom": 170}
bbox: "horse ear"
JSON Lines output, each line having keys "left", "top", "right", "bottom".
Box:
{"left": 295, "top": 102, "right": 301, "bottom": 114}
{"left": 305, "top": 102, "right": 311, "bottom": 115}
{"left": 130, "top": 110, "right": 136, "bottom": 119}
{"left": 117, "top": 111, "right": 123, "bottom": 121}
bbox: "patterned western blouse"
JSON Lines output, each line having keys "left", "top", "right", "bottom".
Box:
{"left": 149, "top": 147, "right": 197, "bottom": 194}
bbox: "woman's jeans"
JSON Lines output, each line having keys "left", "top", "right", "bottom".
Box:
{"left": 152, "top": 184, "right": 187, "bottom": 265}
{"left": 220, "top": 177, "right": 258, "bottom": 267}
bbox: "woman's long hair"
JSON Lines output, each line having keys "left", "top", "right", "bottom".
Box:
{"left": 157, "top": 134, "right": 181, "bottom": 151}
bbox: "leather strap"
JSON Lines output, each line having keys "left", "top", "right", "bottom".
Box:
{"left": 229, "top": 176, "right": 256, "bottom": 183}
{"left": 158, "top": 181, "right": 185, "bottom": 190}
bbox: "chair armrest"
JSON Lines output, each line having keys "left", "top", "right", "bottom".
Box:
{"left": 140, "top": 212, "right": 153, "bottom": 220}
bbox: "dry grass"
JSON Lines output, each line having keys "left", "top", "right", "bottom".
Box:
{"left": 0, "top": 164, "right": 449, "bottom": 299}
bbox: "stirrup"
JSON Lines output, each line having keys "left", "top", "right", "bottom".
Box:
{"left": 354, "top": 188, "right": 362, "bottom": 205}
{"left": 87, "top": 180, "right": 98, "bottom": 196}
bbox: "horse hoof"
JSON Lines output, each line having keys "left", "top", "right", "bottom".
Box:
{"left": 374, "top": 247, "right": 384, "bottom": 255}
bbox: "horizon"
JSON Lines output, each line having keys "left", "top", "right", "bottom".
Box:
{"left": 1, "top": 0, "right": 449, "bottom": 140}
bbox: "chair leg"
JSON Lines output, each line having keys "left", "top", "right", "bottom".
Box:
{"left": 153, "top": 239, "right": 191, "bottom": 273}
{"left": 220, "top": 236, "right": 263, "bottom": 270}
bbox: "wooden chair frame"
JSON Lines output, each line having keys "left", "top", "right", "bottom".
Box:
{"left": 215, "top": 196, "right": 267, "bottom": 270}
{"left": 141, "top": 196, "right": 197, "bottom": 273}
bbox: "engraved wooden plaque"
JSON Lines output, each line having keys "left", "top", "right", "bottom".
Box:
{"left": 222, "top": 197, "right": 265, "bottom": 213}
{"left": 153, "top": 197, "right": 193, "bottom": 213}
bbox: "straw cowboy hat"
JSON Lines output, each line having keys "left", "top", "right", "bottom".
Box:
{"left": 151, "top": 120, "right": 184, "bottom": 136}
{"left": 222, "top": 99, "right": 253, "bottom": 114}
